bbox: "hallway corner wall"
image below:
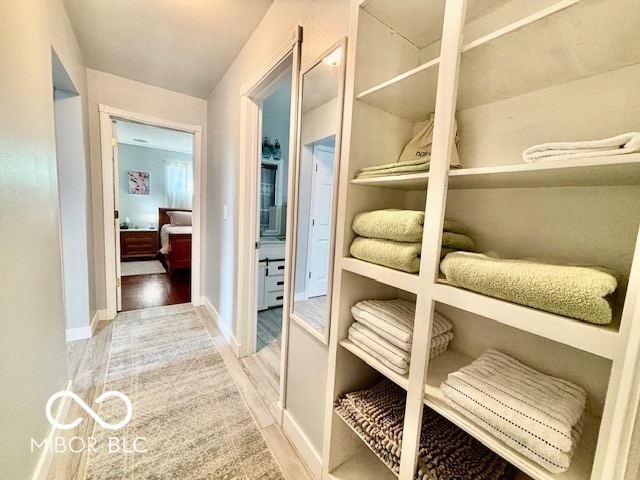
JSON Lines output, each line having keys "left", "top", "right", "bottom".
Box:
{"left": 0, "top": 0, "right": 91, "bottom": 478}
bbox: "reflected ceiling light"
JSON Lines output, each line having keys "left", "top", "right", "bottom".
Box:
{"left": 322, "top": 47, "right": 342, "bottom": 67}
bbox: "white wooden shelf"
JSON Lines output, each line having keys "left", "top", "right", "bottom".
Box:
{"left": 425, "top": 350, "right": 599, "bottom": 480}
{"left": 334, "top": 410, "right": 400, "bottom": 478}
{"left": 355, "top": 59, "right": 439, "bottom": 123}
{"left": 339, "top": 339, "right": 409, "bottom": 390}
{"left": 432, "top": 283, "right": 619, "bottom": 360}
{"left": 350, "top": 154, "right": 640, "bottom": 191}
{"left": 329, "top": 443, "right": 398, "bottom": 480}
{"left": 448, "top": 154, "right": 640, "bottom": 189}
{"left": 340, "top": 257, "right": 420, "bottom": 294}
{"left": 350, "top": 172, "right": 430, "bottom": 190}
{"left": 354, "top": 0, "right": 640, "bottom": 121}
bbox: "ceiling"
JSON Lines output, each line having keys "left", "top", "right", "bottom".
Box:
{"left": 61, "top": 0, "right": 274, "bottom": 99}
{"left": 117, "top": 120, "right": 194, "bottom": 154}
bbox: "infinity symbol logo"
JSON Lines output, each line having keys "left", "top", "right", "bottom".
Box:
{"left": 46, "top": 391, "right": 133, "bottom": 430}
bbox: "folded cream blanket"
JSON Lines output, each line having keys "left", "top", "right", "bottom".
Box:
{"left": 441, "top": 349, "right": 587, "bottom": 473}
{"left": 351, "top": 299, "right": 415, "bottom": 350}
{"left": 522, "top": 132, "right": 640, "bottom": 163}
{"left": 440, "top": 252, "right": 617, "bottom": 324}
{"left": 351, "top": 299, "right": 454, "bottom": 353}
{"left": 352, "top": 209, "right": 424, "bottom": 242}
{"left": 348, "top": 322, "right": 410, "bottom": 374}
{"left": 350, "top": 237, "right": 421, "bottom": 273}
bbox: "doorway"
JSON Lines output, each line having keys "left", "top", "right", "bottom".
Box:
{"left": 253, "top": 77, "right": 292, "bottom": 400}
{"left": 115, "top": 120, "right": 194, "bottom": 311}
{"left": 99, "top": 105, "right": 203, "bottom": 319}
{"left": 236, "top": 29, "right": 301, "bottom": 420}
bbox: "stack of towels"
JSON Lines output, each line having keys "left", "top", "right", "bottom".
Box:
{"left": 349, "top": 209, "right": 474, "bottom": 273}
{"left": 335, "top": 378, "right": 514, "bottom": 479}
{"left": 354, "top": 157, "right": 462, "bottom": 178}
{"left": 441, "top": 349, "right": 587, "bottom": 473}
{"left": 348, "top": 299, "right": 454, "bottom": 375}
{"left": 522, "top": 132, "right": 640, "bottom": 163}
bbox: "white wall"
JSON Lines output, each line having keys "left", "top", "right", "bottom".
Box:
{"left": 86, "top": 69, "right": 207, "bottom": 309}
{"left": 0, "top": 0, "right": 90, "bottom": 477}
{"left": 118, "top": 144, "right": 192, "bottom": 228}
{"left": 54, "top": 92, "right": 92, "bottom": 333}
{"left": 205, "top": 0, "right": 349, "bottom": 468}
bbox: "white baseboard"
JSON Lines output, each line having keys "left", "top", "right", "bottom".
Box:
{"left": 294, "top": 292, "right": 305, "bottom": 302}
{"left": 65, "top": 325, "right": 91, "bottom": 342}
{"left": 200, "top": 296, "right": 241, "bottom": 356}
{"left": 31, "top": 380, "right": 73, "bottom": 480}
{"left": 282, "top": 410, "right": 322, "bottom": 480}
{"left": 65, "top": 309, "right": 105, "bottom": 342}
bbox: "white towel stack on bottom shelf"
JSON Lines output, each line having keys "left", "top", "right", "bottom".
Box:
{"left": 348, "top": 299, "right": 454, "bottom": 375}
{"left": 441, "top": 349, "right": 587, "bottom": 473}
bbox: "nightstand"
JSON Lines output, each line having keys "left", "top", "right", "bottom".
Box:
{"left": 120, "top": 229, "right": 158, "bottom": 260}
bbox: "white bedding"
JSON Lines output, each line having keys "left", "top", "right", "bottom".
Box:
{"left": 160, "top": 224, "right": 192, "bottom": 254}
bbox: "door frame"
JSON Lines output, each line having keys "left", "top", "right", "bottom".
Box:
{"left": 99, "top": 104, "right": 203, "bottom": 319}
{"left": 237, "top": 27, "right": 302, "bottom": 418}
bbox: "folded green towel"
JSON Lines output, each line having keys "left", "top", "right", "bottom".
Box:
{"left": 350, "top": 237, "right": 421, "bottom": 273}
{"left": 443, "top": 220, "right": 466, "bottom": 235}
{"left": 353, "top": 209, "right": 424, "bottom": 242}
{"left": 441, "top": 232, "right": 475, "bottom": 251}
{"left": 355, "top": 158, "right": 462, "bottom": 178}
{"left": 440, "top": 252, "right": 617, "bottom": 324}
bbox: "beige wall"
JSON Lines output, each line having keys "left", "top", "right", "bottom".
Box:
{"left": 86, "top": 69, "right": 208, "bottom": 310}
{"left": 0, "top": 0, "right": 90, "bottom": 477}
{"left": 205, "top": 0, "right": 349, "bottom": 463}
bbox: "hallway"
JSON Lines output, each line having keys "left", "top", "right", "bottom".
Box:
{"left": 49, "top": 305, "right": 311, "bottom": 480}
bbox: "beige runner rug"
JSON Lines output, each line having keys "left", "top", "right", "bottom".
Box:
{"left": 85, "top": 308, "right": 283, "bottom": 479}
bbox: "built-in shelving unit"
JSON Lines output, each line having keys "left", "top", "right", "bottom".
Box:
{"left": 323, "top": 1, "right": 640, "bottom": 479}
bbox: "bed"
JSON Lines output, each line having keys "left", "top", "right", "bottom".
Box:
{"left": 158, "top": 208, "right": 192, "bottom": 276}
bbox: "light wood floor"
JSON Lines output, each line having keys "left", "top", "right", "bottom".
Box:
{"left": 241, "top": 307, "right": 284, "bottom": 421}
{"left": 49, "top": 304, "right": 312, "bottom": 480}
{"left": 293, "top": 295, "right": 327, "bottom": 333}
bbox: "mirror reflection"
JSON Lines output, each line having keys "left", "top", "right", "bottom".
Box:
{"left": 292, "top": 42, "right": 345, "bottom": 342}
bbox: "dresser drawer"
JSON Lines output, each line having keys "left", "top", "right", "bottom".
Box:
{"left": 266, "top": 260, "right": 285, "bottom": 276}
{"left": 120, "top": 230, "right": 157, "bottom": 259}
{"left": 265, "top": 291, "right": 284, "bottom": 308}
{"left": 265, "top": 275, "right": 285, "bottom": 294}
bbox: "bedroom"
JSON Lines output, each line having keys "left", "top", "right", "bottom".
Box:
{"left": 116, "top": 120, "right": 194, "bottom": 311}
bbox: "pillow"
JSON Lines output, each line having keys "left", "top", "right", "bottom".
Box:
{"left": 167, "top": 211, "right": 192, "bottom": 226}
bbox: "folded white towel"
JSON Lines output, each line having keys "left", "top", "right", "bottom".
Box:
{"left": 351, "top": 299, "right": 415, "bottom": 350}
{"left": 349, "top": 323, "right": 409, "bottom": 374}
{"left": 351, "top": 300, "right": 454, "bottom": 351}
{"left": 522, "top": 132, "right": 640, "bottom": 163}
{"left": 430, "top": 330, "right": 454, "bottom": 350}
{"left": 441, "top": 350, "right": 587, "bottom": 473}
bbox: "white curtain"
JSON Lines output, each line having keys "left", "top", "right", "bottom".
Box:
{"left": 166, "top": 162, "right": 193, "bottom": 209}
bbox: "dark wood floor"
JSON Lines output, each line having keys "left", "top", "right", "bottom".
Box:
{"left": 120, "top": 269, "right": 191, "bottom": 311}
